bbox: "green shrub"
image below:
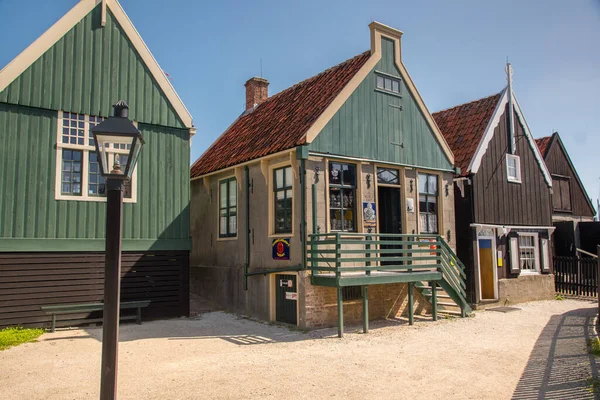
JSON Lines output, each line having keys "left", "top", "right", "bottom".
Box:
{"left": 0, "top": 327, "right": 44, "bottom": 351}
{"left": 555, "top": 293, "right": 565, "bottom": 301}
{"left": 589, "top": 337, "right": 600, "bottom": 356}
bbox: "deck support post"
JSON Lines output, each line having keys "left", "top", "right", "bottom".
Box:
{"left": 337, "top": 286, "right": 344, "bottom": 338}
{"left": 431, "top": 281, "right": 438, "bottom": 321}
{"left": 408, "top": 282, "right": 414, "bottom": 325}
{"left": 362, "top": 286, "right": 369, "bottom": 333}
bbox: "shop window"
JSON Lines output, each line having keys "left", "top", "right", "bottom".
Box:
{"left": 329, "top": 162, "right": 356, "bottom": 231}
{"left": 418, "top": 173, "right": 438, "bottom": 234}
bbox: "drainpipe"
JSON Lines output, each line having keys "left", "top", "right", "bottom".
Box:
{"left": 244, "top": 166, "right": 250, "bottom": 290}
{"left": 300, "top": 158, "right": 307, "bottom": 270}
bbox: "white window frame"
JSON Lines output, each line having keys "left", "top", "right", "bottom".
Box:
{"left": 54, "top": 111, "right": 137, "bottom": 203}
{"left": 506, "top": 154, "right": 522, "bottom": 183}
{"left": 517, "top": 232, "right": 540, "bottom": 274}
{"left": 375, "top": 74, "right": 401, "bottom": 94}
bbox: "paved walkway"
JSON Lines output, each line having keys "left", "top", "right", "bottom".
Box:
{"left": 1, "top": 299, "right": 598, "bottom": 399}
{"left": 512, "top": 306, "right": 599, "bottom": 399}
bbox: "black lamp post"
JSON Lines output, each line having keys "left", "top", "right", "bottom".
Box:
{"left": 91, "top": 100, "right": 144, "bottom": 400}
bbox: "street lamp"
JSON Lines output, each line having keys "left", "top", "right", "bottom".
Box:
{"left": 91, "top": 100, "right": 144, "bottom": 400}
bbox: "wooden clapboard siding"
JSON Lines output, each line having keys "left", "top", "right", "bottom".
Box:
{"left": 543, "top": 135, "right": 595, "bottom": 218}
{"left": 472, "top": 104, "right": 552, "bottom": 226}
{"left": 0, "top": 103, "right": 190, "bottom": 251}
{"left": 0, "top": 251, "right": 189, "bottom": 329}
{"left": 309, "top": 37, "right": 453, "bottom": 171}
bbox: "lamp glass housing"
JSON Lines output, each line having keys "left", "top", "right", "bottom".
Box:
{"left": 93, "top": 133, "right": 143, "bottom": 179}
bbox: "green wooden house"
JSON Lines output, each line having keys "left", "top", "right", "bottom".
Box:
{"left": 0, "top": 0, "right": 195, "bottom": 328}
{"left": 190, "top": 22, "right": 470, "bottom": 336}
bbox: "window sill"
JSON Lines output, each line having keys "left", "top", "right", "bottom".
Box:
{"left": 269, "top": 233, "right": 294, "bottom": 239}
{"left": 518, "top": 270, "right": 540, "bottom": 276}
{"left": 217, "top": 236, "right": 238, "bottom": 242}
{"left": 507, "top": 179, "right": 522, "bottom": 184}
{"left": 374, "top": 88, "right": 402, "bottom": 98}
{"left": 55, "top": 195, "right": 136, "bottom": 203}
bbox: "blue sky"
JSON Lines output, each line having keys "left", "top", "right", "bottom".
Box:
{"left": 1, "top": 0, "right": 599, "bottom": 211}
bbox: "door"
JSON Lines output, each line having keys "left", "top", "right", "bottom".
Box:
{"left": 378, "top": 187, "right": 402, "bottom": 265}
{"left": 478, "top": 239, "right": 496, "bottom": 300}
{"left": 275, "top": 274, "right": 297, "bottom": 325}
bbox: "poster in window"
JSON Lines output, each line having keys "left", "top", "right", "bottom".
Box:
{"left": 363, "top": 202, "right": 377, "bottom": 229}
{"left": 272, "top": 238, "right": 291, "bottom": 260}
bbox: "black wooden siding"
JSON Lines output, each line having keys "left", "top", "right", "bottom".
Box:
{"left": 0, "top": 251, "right": 189, "bottom": 329}
{"left": 473, "top": 105, "right": 552, "bottom": 226}
{"left": 453, "top": 181, "right": 476, "bottom": 303}
{"left": 544, "top": 138, "right": 595, "bottom": 218}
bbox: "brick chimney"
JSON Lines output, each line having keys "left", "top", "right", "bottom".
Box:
{"left": 244, "top": 77, "right": 269, "bottom": 110}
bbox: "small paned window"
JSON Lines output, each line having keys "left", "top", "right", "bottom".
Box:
{"left": 376, "top": 75, "right": 400, "bottom": 94}
{"left": 506, "top": 154, "right": 521, "bottom": 183}
{"left": 377, "top": 167, "right": 399, "bottom": 185}
{"left": 274, "top": 166, "right": 293, "bottom": 234}
{"left": 418, "top": 173, "right": 438, "bottom": 234}
{"left": 552, "top": 176, "right": 572, "bottom": 212}
{"left": 518, "top": 234, "right": 538, "bottom": 271}
{"left": 56, "top": 111, "right": 135, "bottom": 202}
{"left": 61, "top": 150, "right": 82, "bottom": 195}
{"left": 219, "top": 178, "right": 237, "bottom": 238}
{"left": 342, "top": 286, "right": 362, "bottom": 301}
{"left": 329, "top": 163, "right": 356, "bottom": 231}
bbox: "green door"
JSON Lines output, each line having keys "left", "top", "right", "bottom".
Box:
{"left": 275, "top": 274, "right": 297, "bottom": 325}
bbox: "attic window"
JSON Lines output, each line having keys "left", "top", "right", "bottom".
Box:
{"left": 506, "top": 154, "right": 521, "bottom": 183}
{"left": 376, "top": 75, "right": 400, "bottom": 94}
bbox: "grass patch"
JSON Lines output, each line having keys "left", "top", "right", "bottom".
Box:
{"left": 589, "top": 338, "right": 600, "bottom": 356}
{"left": 586, "top": 377, "right": 600, "bottom": 393}
{"left": 0, "top": 327, "right": 44, "bottom": 351}
{"left": 555, "top": 293, "right": 565, "bottom": 301}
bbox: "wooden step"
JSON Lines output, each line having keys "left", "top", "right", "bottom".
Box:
{"left": 438, "top": 309, "right": 463, "bottom": 316}
{"left": 438, "top": 301, "right": 459, "bottom": 308}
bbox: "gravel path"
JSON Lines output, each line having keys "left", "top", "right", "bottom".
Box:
{"left": 1, "top": 299, "right": 598, "bottom": 399}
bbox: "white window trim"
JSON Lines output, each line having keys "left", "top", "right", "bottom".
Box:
{"left": 506, "top": 154, "right": 522, "bottom": 184}
{"left": 268, "top": 162, "right": 295, "bottom": 238}
{"left": 54, "top": 110, "right": 138, "bottom": 203}
{"left": 517, "top": 232, "right": 540, "bottom": 274}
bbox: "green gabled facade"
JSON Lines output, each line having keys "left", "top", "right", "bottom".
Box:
{"left": 0, "top": 0, "right": 193, "bottom": 252}
{"left": 309, "top": 37, "right": 453, "bottom": 171}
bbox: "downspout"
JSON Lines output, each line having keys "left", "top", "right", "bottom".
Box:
{"left": 244, "top": 166, "right": 250, "bottom": 290}
{"left": 300, "top": 157, "right": 307, "bottom": 270}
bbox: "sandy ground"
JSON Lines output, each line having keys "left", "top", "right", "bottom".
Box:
{"left": 1, "top": 299, "right": 598, "bottom": 400}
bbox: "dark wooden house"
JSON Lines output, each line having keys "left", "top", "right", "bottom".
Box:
{"left": 535, "top": 132, "right": 596, "bottom": 256}
{"left": 433, "top": 67, "right": 555, "bottom": 306}
{"left": 0, "top": 0, "right": 195, "bottom": 328}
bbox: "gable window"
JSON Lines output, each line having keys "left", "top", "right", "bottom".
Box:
{"left": 518, "top": 234, "right": 539, "bottom": 273}
{"left": 376, "top": 74, "right": 400, "bottom": 94}
{"left": 418, "top": 173, "right": 438, "bottom": 234}
{"left": 506, "top": 154, "right": 521, "bottom": 183}
{"left": 55, "top": 111, "right": 136, "bottom": 202}
{"left": 274, "top": 166, "right": 293, "bottom": 234}
{"left": 552, "top": 175, "right": 572, "bottom": 212}
{"left": 329, "top": 162, "right": 356, "bottom": 231}
{"left": 219, "top": 177, "right": 237, "bottom": 238}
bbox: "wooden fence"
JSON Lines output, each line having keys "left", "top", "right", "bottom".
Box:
{"left": 0, "top": 251, "right": 189, "bottom": 329}
{"left": 554, "top": 256, "right": 598, "bottom": 297}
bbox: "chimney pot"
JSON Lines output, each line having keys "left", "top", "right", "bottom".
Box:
{"left": 244, "top": 77, "right": 269, "bottom": 111}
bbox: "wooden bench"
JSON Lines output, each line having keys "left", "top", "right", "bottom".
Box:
{"left": 41, "top": 300, "right": 151, "bottom": 332}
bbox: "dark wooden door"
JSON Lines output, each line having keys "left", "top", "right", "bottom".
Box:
{"left": 378, "top": 187, "right": 402, "bottom": 265}
{"left": 553, "top": 221, "right": 575, "bottom": 257}
{"left": 275, "top": 274, "right": 297, "bottom": 325}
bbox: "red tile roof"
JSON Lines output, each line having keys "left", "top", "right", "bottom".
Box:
{"left": 432, "top": 92, "right": 502, "bottom": 176}
{"left": 191, "top": 51, "right": 372, "bottom": 178}
{"left": 535, "top": 135, "right": 552, "bottom": 158}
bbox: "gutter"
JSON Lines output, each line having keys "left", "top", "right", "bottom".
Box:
{"left": 244, "top": 166, "right": 251, "bottom": 290}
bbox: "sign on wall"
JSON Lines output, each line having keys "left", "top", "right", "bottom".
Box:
{"left": 363, "top": 202, "right": 377, "bottom": 231}
{"left": 272, "top": 238, "right": 291, "bottom": 260}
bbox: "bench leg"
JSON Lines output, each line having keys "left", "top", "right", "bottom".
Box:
{"left": 51, "top": 314, "right": 56, "bottom": 333}
{"left": 137, "top": 307, "right": 142, "bottom": 325}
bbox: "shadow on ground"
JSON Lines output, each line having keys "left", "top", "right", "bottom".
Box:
{"left": 512, "top": 301, "right": 599, "bottom": 399}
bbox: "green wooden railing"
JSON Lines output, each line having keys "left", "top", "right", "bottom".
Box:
{"left": 307, "top": 232, "right": 471, "bottom": 315}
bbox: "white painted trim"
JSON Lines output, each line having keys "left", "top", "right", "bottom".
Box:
{"left": 517, "top": 232, "right": 540, "bottom": 274}
{"left": 308, "top": 152, "right": 455, "bottom": 173}
{"left": 476, "top": 236, "right": 498, "bottom": 301}
{"left": 0, "top": 0, "right": 193, "bottom": 129}
{"left": 467, "top": 88, "right": 509, "bottom": 174}
{"left": 512, "top": 94, "right": 553, "bottom": 187}
{"left": 470, "top": 223, "right": 555, "bottom": 233}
